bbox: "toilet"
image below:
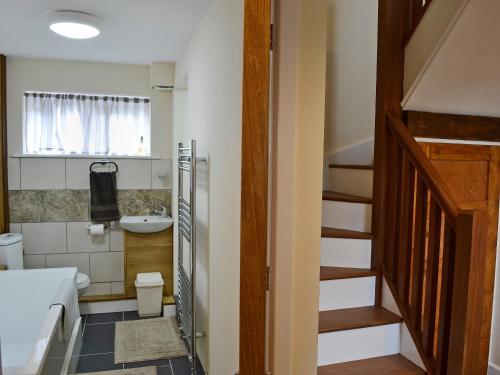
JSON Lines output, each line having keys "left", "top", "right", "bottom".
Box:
{"left": 0, "top": 233, "right": 90, "bottom": 296}
{"left": 0, "top": 233, "right": 23, "bottom": 269}
{"left": 76, "top": 272, "right": 90, "bottom": 297}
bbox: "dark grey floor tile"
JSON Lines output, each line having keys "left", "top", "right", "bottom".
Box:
{"left": 124, "top": 358, "right": 171, "bottom": 368}
{"left": 85, "top": 312, "right": 123, "bottom": 324}
{"left": 124, "top": 310, "right": 141, "bottom": 321}
{"left": 81, "top": 323, "right": 115, "bottom": 355}
{"left": 76, "top": 353, "right": 122, "bottom": 373}
{"left": 157, "top": 365, "right": 174, "bottom": 375}
{"left": 171, "top": 356, "right": 205, "bottom": 375}
{"left": 124, "top": 310, "right": 161, "bottom": 321}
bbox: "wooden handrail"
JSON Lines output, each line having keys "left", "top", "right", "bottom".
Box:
{"left": 386, "top": 111, "right": 459, "bottom": 225}
{"left": 377, "top": 111, "right": 488, "bottom": 374}
{"left": 374, "top": 0, "right": 488, "bottom": 373}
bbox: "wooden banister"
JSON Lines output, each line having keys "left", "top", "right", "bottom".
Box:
{"left": 387, "top": 111, "right": 459, "bottom": 224}
{"left": 377, "top": 112, "right": 489, "bottom": 374}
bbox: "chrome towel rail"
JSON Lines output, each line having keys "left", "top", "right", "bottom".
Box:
{"left": 176, "top": 140, "right": 206, "bottom": 375}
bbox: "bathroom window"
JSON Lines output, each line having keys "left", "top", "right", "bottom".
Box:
{"left": 23, "top": 92, "right": 151, "bottom": 156}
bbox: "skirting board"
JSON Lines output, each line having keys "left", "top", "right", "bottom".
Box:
{"left": 79, "top": 298, "right": 177, "bottom": 317}
{"left": 490, "top": 363, "right": 500, "bottom": 375}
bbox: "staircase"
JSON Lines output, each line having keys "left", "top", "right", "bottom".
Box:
{"left": 317, "top": 164, "right": 425, "bottom": 374}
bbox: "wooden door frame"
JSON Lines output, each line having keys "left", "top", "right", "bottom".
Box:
{"left": 239, "top": 0, "right": 272, "bottom": 374}
{"left": 0, "top": 54, "right": 9, "bottom": 233}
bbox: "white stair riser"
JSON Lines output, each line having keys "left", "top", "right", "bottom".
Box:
{"left": 322, "top": 201, "right": 372, "bottom": 232}
{"left": 325, "top": 169, "right": 373, "bottom": 198}
{"left": 317, "top": 324, "right": 401, "bottom": 366}
{"left": 321, "top": 237, "right": 372, "bottom": 268}
{"left": 319, "top": 277, "right": 375, "bottom": 311}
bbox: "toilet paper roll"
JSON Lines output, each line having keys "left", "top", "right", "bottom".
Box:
{"left": 89, "top": 224, "right": 105, "bottom": 236}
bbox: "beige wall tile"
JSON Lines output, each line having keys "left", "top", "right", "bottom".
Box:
{"left": 90, "top": 252, "right": 124, "bottom": 282}
{"left": 46, "top": 253, "right": 90, "bottom": 275}
{"left": 67, "top": 222, "right": 110, "bottom": 253}
{"left": 21, "top": 158, "right": 66, "bottom": 190}
{"left": 22, "top": 222, "right": 67, "bottom": 254}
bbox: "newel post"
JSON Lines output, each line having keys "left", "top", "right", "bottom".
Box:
{"left": 447, "top": 210, "right": 488, "bottom": 374}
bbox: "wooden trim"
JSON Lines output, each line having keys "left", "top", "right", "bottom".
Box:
{"left": 371, "top": 0, "right": 409, "bottom": 306}
{"left": 0, "top": 55, "right": 8, "bottom": 233}
{"left": 407, "top": 110, "right": 500, "bottom": 142}
{"left": 318, "top": 306, "right": 402, "bottom": 333}
{"left": 321, "top": 227, "right": 373, "bottom": 240}
{"left": 322, "top": 191, "right": 373, "bottom": 204}
{"left": 318, "top": 355, "right": 425, "bottom": 374}
{"left": 320, "top": 266, "right": 377, "bottom": 281}
{"left": 239, "top": 1, "right": 271, "bottom": 374}
{"left": 328, "top": 164, "right": 374, "bottom": 170}
{"left": 448, "top": 211, "right": 488, "bottom": 375}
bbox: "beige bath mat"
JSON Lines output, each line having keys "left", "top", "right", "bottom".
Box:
{"left": 114, "top": 316, "right": 187, "bottom": 364}
{"left": 79, "top": 367, "right": 156, "bottom": 375}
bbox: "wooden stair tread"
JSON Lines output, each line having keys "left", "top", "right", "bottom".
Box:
{"left": 322, "top": 191, "right": 372, "bottom": 204}
{"left": 321, "top": 227, "right": 373, "bottom": 240}
{"left": 320, "top": 266, "right": 377, "bottom": 281}
{"left": 317, "top": 354, "right": 425, "bottom": 374}
{"left": 318, "top": 306, "right": 402, "bottom": 333}
{"left": 329, "top": 164, "right": 374, "bottom": 170}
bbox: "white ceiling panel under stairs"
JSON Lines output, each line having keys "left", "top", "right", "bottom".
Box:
{"left": 403, "top": 0, "right": 500, "bottom": 117}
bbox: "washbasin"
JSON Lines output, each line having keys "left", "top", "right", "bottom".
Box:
{"left": 119, "top": 216, "right": 174, "bottom": 233}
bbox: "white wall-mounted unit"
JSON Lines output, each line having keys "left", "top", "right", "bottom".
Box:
{"left": 150, "top": 62, "right": 175, "bottom": 91}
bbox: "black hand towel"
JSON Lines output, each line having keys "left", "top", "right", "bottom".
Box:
{"left": 90, "top": 171, "right": 120, "bottom": 222}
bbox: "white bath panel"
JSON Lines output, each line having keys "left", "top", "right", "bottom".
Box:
{"left": 319, "top": 277, "right": 375, "bottom": 311}
{"left": 325, "top": 168, "right": 373, "bottom": 198}
{"left": 321, "top": 237, "right": 372, "bottom": 268}
{"left": 322, "top": 201, "right": 372, "bottom": 232}
{"left": 317, "top": 324, "right": 401, "bottom": 366}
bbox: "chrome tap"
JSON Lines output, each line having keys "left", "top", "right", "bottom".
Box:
{"left": 153, "top": 206, "right": 167, "bottom": 217}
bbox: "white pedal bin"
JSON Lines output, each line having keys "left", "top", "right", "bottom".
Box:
{"left": 135, "top": 272, "right": 164, "bottom": 317}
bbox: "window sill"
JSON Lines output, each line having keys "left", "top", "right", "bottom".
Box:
{"left": 11, "top": 154, "right": 162, "bottom": 160}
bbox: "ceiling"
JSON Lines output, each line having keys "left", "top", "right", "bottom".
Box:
{"left": 403, "top": 0, "right": 500, "bottom": 117}
{"left": 0, "top": 0, "right": 213, "bottom": 65}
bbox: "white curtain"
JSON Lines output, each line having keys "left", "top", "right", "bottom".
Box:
{"left": 24, "top": 92, "right": 151, "bottom": 155}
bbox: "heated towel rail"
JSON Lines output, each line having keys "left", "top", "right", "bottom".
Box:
{"left": 176, "top": 140, "right": 206, "bottom": 375}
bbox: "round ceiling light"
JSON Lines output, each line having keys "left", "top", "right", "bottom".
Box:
{"left": 46, "top": 11, "right": 101, "bottom": 39}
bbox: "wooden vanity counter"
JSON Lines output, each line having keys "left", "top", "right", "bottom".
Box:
{"left": 124, "top": 227, "right": 173, "bottom": 298}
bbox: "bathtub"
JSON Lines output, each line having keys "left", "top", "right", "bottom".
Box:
{"left": 0, "top": 268, "right": 83, "bottom": 375}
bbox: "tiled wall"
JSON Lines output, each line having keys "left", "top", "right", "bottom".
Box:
{"left": 8, "top": 157, "right": 172, "bottom": 297}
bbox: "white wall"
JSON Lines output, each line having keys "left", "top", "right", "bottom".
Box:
{"left": 172, "top": 0, "right": 244, "bottom": 373}
{"left": 323, "top": 0, "right": 378, "bottom": 158}
{"left": 403, "top": 0, "right": 500, "bottom": 118}
{"left": 6, "top": 57, "right": 173, "bottom": 158}
{"left": 271, "top": 0, "right": 327, "bottom": 373}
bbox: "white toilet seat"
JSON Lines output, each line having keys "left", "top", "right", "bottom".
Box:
{"left": 76, "top": 272, "right": 90, "bottom": 289}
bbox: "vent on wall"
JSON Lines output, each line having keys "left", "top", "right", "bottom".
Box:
{"left": 150, "top": 62, "right": 175, "bottom": 91}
